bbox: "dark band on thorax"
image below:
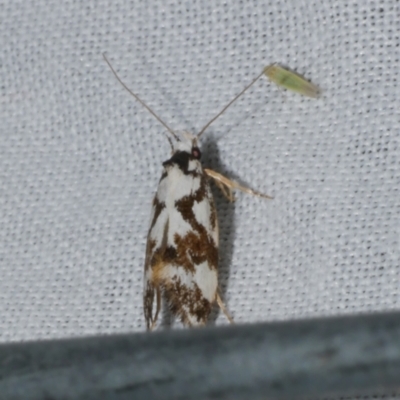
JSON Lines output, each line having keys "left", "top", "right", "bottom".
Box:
{"left": 163, "top": 151, "right": 193, "bottom": 174}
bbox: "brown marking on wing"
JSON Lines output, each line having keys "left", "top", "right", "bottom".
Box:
{"left": 155, "top": 231, "right": 218, "bottom": 274}
{"left": 176, "top": 231, "right": 218, "bottom": 270}
{"left": 174, "top": 175, "right": 208, "bottom": 230}
{"left": 172, "top": 176, "right": 218, "bottom": 271}
{"left": 164, "top": 278, "right": 212, "bottom": 326}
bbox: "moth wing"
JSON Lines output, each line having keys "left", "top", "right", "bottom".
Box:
{"left": 144, "top": 166, "right": 220, "bottom": 328}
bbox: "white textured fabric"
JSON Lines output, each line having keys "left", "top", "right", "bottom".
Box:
{"left": 1, "top": 0, "right": 399, "bottom": 345}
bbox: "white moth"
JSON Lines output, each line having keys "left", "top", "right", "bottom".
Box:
{"left": 104, "top": 55, "right": 271, "bottom": 329}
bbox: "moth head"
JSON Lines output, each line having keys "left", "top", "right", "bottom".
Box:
{"left": 162, "top": 131, "right": 202, "bottom": 173}
{"left": 170, "top": 131, "right": 201, "bottom": 160}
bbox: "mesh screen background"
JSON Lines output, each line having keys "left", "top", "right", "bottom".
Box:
{"left": 1, "top": 0, "right": 399, "bottom": 355}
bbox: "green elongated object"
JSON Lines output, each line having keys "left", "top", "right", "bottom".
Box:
{"left": 264, "top": 63, "right": 321, "bottom": 98}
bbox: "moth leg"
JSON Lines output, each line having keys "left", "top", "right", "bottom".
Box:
{"left": 216, "top": 291, "right": 234, "bottom": 324}
{"left": 214, "top": 177, "right": 236, "bottom": 202}
{"left": 204, "top": 168, "right": 273, "bottom": 199}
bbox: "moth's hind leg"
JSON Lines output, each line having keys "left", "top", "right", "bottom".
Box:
{"left": 213, "top": 177, "right": 235, "bottom": 202}
{"left": 216, "top": 290, "right": 234, "bottom": 324}
{"left": 204, "top": 168, "right": 273, "bottom": 200}
{"left": 144, "top": 282, "right": 161, "bottom": 331}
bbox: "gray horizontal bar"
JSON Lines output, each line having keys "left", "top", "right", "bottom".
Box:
{"left": 1, "top": 312, "right": 400, "bottom": 400}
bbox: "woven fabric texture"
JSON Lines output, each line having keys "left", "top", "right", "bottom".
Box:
{"left": 1, "top": 0, "right": 399, "bottom": 343}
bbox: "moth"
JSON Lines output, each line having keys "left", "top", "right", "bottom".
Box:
{"left": 103, "top": 55, "right": 271, "bottom": 329}
{"left": 264, "top": 63, "right": 321, "bottom": 98}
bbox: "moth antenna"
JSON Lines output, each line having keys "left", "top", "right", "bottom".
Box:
{"left": 103, "top": 53, "right": 179, "bottom": 141}
{"left": 197, "top": 69, "right": 265, "bottom": 138}
{"left": 164, "top": 131, "right": 174, "bottom": 152}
